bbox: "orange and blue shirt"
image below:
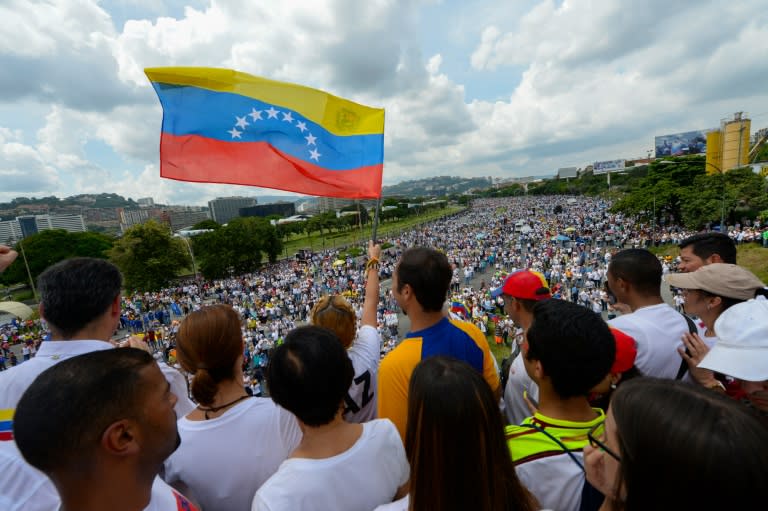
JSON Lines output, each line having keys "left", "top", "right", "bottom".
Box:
{"left": 378, "top": 317, "right": 500, "bottom": 440}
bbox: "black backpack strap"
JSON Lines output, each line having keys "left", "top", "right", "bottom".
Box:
{"left": 521, "top": 422, "right": 584, "bottom": 471}
{"left": 675, "top": 313, "right": 698, "bottom": 380}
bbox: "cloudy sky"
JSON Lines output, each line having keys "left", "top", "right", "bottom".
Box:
{"left": 1, "top": 0, "right": 767, "bottom": 206}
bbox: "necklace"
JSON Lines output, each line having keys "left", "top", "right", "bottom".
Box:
{"left": 197, "top": 394, "right": 250, "bottom": 420}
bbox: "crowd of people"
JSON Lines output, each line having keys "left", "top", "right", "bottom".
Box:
{"left": 0, "top": 195, "right": 767, "bottom": 511}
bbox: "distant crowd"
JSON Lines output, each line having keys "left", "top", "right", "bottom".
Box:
{"left": 0, "top": 195, "right": 767, "bottom": 511}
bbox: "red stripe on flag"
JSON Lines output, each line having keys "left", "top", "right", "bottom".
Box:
{"left": 0, "top": 431, "right": 13, "bottom": 441}
{"left": 159, "top": 134, "right": 383, "bottom": 199}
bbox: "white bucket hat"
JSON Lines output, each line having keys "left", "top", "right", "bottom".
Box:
{"left": 698, "top": 297, "right": 768, "bottom": 381}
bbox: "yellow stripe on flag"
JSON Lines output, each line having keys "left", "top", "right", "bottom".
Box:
{"left": 144, "top": 67, "right": 385, "bottom": 137}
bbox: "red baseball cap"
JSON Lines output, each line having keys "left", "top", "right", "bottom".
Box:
{"left": 491, "top": 270, "right": 551, "bottom": 301}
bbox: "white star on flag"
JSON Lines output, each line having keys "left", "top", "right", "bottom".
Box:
{"left": 228, "top": 128, "right": 242, "bottom": 139}
{"left": 282, "top": 112, "right": 294, "bottom": 123}
{"left": 266, "top": 107, "right": 279, "bottom": 119}
{"left": 296, "top": 121, "right": 307, "bottom": 132}
{"left": 249, "top": 108, "right": 263, "bottom": 121}
{"left": 305, "top": 133, "right": 317, "bottom": 146}
{"left": 309, "top": 148, "right": 321, "bottom": 161}
{"left": 235, "top": 116, "right": 249, "bottom": 129}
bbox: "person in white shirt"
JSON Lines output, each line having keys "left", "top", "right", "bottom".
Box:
{"left": 13, "top": 348, "right": 196, "bottom": 511}
{"left": 606, "top": 249, "right": 689, "bottom": 378}
{"left": 164, "top": 304, "right": 302, "bottom": 511}
{"left": 311, "top": 241, "right": 382, "bottom": 422}
{"left": 253, "top": 326, "right": 408, "bottom": 511}
{"left": 0, "top": 257, "right": 194, "bottom": 511}
{"left": 491, "top": 270, "right": 551, "bottom": 425}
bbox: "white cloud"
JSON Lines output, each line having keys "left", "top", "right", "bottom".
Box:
{"left": 0, "top": 0, "right": 766, "bottom": 205}
{"left": 0, "top": 127, "right": 61, "bottom": 199}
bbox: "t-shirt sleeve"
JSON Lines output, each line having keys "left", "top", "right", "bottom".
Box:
{"left": 482, "top": 343, "right": 501, "bottom": 393}
{"left": 276, "top": 405, "right": 302, "bottom": 456}
{"left": 350, "top": 325, "right": 381, "bottom": 370}
{"left": 377, "top": 350, "right": 410, "bottom": 442}
{"left": 383, "top": 419, "right": 411, "bottom": 487}
{"left": 251, "top": 493, "right": 273, "bottom": 511}
{"left": 466, "top": 326, "right": 500, "bottom": 393}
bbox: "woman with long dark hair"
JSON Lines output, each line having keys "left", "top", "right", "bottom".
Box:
{"left": 163, "top": 304, "right": 301, "bottom": 511}
{"left": 376, "top": 356, "right": 538, "bottom": 511}
{"left": 584, "top": 378, "right": 768, "bottom": 510}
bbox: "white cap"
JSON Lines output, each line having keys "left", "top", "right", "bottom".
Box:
{"left": 698, "top": 297, "right": 768, "bottom": 381}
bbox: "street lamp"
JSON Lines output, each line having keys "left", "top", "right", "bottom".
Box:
{"left": 174, "top": 234, "right": 198, "bottom": 282}
{"left": 18, "top": 239, "right": 38, "bottom": 302}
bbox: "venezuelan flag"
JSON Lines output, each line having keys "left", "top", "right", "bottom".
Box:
{"left": 145, "top": 67, "right": 385, "bottom": 199}
{"left": 0, "top": 408, "right": 14, "bottom": 441}
{"left": 450, "top": 301, "right": 469, "bottom": 318}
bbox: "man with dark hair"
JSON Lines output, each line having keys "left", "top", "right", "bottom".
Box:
{"left": 378, "top": 247, "right": 500, "bottom": 440}
{"left": 607, "top": 249, "right": 689, "bottom": 378}
{"left": 506, "top": 299, "right": 615, "bottom": 511}
{"left": 253, "top": 326, "right": 408, "bottom": 511}
{"left": 491, "top": 270, "right": 552, "bottom": 424}
{"left": 678, "top": 232, "right": 737, "bottom": 272}
{"left": 13, "top": 349, "right": 188, "bottom": 511}
{"left": 0, "top": 257, "right": 194, "bottom": 511}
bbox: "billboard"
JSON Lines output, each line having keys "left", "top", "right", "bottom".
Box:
{"left": 655, "top": 130, "right": 708, "bottom": 158}
{"left": 593, "top": 160, "right": 625, "bottom": 174}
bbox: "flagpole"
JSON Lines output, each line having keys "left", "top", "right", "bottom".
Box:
{"left": 371, "top": 198, "right": 382, "bottom": 243}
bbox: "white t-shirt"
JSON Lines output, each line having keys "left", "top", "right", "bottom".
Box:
{"left": 0, "top": 340, "right": 196, "bottom": 511}
{"left": 0, "top": 441, "right": 59, "bottom": 511}
{"left": 608, "top": 303, "right": 689, "bottom": 378}
{"left": 504, "top": 354, "right": 538, "bottom": 426}
{"left": 344, "top": 325, "right": 380, "bottom": 423}
{"left": 516, "top": 451, "right": 586, "bottom": 511}
{"left": 374, "top": 495, "right": 409, "bottom": 511}
{"left": 164, "top": 398, "right": 302, "bottom": 511}
{"left": 252, "top": 419, "right": 409, "bottom": 511}
{"left": 146, "top": 477, "right": 200, "bottom": 511}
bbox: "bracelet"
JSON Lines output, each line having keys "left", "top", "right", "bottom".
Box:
{"left": 365, "top": 258, "right": 380, "bottom": 271}
{"left": 706, "top": 380, "right": 726, "bottom": 392}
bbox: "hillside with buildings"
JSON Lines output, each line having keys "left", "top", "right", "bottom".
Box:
{"left": 382, "top": 176, "right": 494, "bottom": 197}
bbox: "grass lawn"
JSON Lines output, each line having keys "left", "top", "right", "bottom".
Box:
{"left": 484, "top": 322, "right": 512, "bottom": 366}
{"left": 488, "top": 338, "right": 511, "bottom": 366}
{"left": 736, "top": 243, "right": 768, "bottom": 283}
{"left": 278, "top": 206, "right": 466, "bottom": 257}
{"left": 8, "top": 289, "right": 34, "bottom": 302}
{"left": 650, "top": 242, "right": 768, "bottom": 282}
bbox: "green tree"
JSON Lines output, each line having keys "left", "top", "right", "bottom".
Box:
{"left": 612, "top": 157, "right": 707, "bottom": 223}
{"left": 340, "top": 204, "right": 370, "bottom": 225}
{"left": 109, "top": 220, "right": 191, "bottom": 291}
{"left": 192, "top": 219, "right": 220, "bottom": 230}
{"left": 676, "top": 166, "right": 768, "bottom": 229}
{"left": 192, "top": 217, "right": 282, "bottom": 279}
{"left": 0, "top": 230, "right": 114, "bottom": 285}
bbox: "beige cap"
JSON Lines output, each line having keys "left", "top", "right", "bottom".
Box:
{"left": 665, "top": 263, "right": 765, "bottom": 301}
